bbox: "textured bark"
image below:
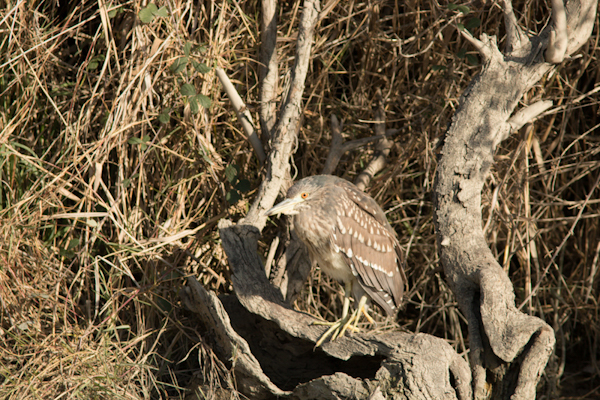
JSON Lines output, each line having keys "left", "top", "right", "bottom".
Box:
{"left": 433, "top": 1, "right": 596, "bottom": 399}
{"left": 191, "top": 219, "right": 472, "bottom": 399}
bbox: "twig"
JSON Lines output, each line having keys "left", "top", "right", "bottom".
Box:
{"left": 519, "top": 170, "right": 600, "bottom": 310}
{"left": 459, "top": 29, "right": 494, "bottom": 61}
{"left": 264, "top": 235, "right": 279, "bottom": 278}
{"left": 355, "top": 89, "right": 392, "bottom": 191}
{"left": 216, "top": 67, "right": 267, "bottom": 164}
{"left": 508, "top": 100, "right": 554, "bottom": 131}
{"left": 321, "top": 115, "right": 344, "bottom": 175}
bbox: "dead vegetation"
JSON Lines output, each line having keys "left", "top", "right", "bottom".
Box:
{"left": 0, "top": 0, "right": 598, "bottom": 398}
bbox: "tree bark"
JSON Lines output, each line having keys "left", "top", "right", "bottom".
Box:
{"left": 181, "top": 0, "right": 597, "bottom": 399}
{"left": 433, "top": 1, "right": 596, "bottom": 399}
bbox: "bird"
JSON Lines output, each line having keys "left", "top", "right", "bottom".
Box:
{"left": 265, "top": 174, "right": 406, "bottom": 346}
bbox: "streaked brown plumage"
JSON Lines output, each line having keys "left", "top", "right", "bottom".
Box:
{"left": 265, "top": 175, "right": 406, "bottom": 344}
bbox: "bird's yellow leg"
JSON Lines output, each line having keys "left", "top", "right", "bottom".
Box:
{"left": 353, "top": 295, "right": 374, "bottom": 329}
{"left": 313, "top": 282, "right": 358, "bottom": 347}
{"left": 338, "top": 295, "right": 372, "bottom": 338}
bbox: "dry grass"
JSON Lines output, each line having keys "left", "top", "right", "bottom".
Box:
{"left": 0, "top": 0, "right": 598, "bottom": 398}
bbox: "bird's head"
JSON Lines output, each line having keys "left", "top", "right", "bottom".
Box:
{"left": 264, "top": 175, "right": 332, "bottom": 217}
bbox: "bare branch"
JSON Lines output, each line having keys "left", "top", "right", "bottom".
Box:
{"left": 216, "top": 67, "right": 266, "bottom": 164}
{"left": 459, "top": 29, "right": 494, "bottom": 61}
{"left": 321, "top": 115, "right": 344, "bottom": 175}
{"left": 217, "top": 217, "right": 473, "bottom": 399}
{"left": 259, "top": 0, "right": 278, "bottom": 139}
{"left": 180, "top": 276, "right": 288, "bottom": 398}
{"left": 243, "top": 0, "right": 322, "bottom": 230}
{"left": 508, "top": 100, "right": 554, "bottom": 131}
{"left": 550, "top": 0, "right": 597, "bottom": 56}
{"left": 545, "top": 0, "right": 568, "bottom": 63}
{"left": 502, "top": 0, "right": 527, "bottom": 53}
{"left": 355, "top": 90, "right": 392, "bottom": 191}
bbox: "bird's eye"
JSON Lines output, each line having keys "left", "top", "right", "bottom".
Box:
{"left": 301, "top": 192, "right": 309, "bottom": 199}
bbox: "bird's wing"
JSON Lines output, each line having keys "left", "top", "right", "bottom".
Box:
{"left": 332, "top": 194, "right": 405, "bottom": 316}
{"left": 335, "top": 179, "right": 393, "bottom": 230}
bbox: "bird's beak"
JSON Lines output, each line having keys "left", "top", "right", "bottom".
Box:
{"left": 264, "top": 197, "right": 303, "bottom": 217}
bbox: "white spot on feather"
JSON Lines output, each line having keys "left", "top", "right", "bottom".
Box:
{"left": 369, "top": 262, "right": 394, "bottom": 277}
{"left": 337, "top": 217, "right": 346, "bottom": 234}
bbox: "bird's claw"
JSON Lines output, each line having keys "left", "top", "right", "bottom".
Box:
{"left": 312, "top": 309, "right": 361, "bottom": 347}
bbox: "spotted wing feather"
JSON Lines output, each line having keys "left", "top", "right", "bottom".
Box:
{"left": 332, "top": 186, "right": 406, "bottom": 315}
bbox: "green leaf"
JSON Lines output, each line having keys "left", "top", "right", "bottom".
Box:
{"left": 108, "top": 8, "right": 118, "bottom": 18}
{"left": 196, "top": 94, "right": 212, "bottom": 109}
{"left": 128, "top": 136, "right": 149, "bottom": 150}
{"left": 431, "top": 65, "right": 447, "bottom": 71}
{"left": 193, "top": 61, "right": 211, "bottom": 74}
{"left": 235, "top": 179, "right": 251, "bottom": 193}
{"left": 154, "top": 6, "right": 169, "bottom": 18}
{"left": 226, "top": 189, "right": 241, "bottom": 204}
{"left": 196, "top": 44, "right": 207, "bottom": 54}
{"left": 170, "top": 57, "right": 188, "bottom": 74}
{"left": 456, "top": 48, "right": 467, "bottom": 59}
{"left": 139, "top": 4, "right": 158, "bottom": 23}
{"left": 225, "top": 164, "right": 239, "bottom": 183}
{"left": 466, "top": 54, "right": 479, "bottom": 66}
{"left": 156, "top": 298, "right": 172, "bottom": 313}
{"left": 67, "top": 238, "right": 80, "bottom": 250}
{"left": 189, "top": 96, "right": 199, "bottom": 114}
{"left": 184, "top": 42, "right": 192, "bottom": 57}
{"left": 87, "top": 55, "right": 105, "bottom": 71}
{"left": 180, "top": 83, "right": 196, "bottom": 96}
{"left": 159, "top": 108, "right": 171, "bottom": 124}
{"left": 447, "top": 4, "right": 470, "bottom": 13}
{"left": 465, "top": 17, "right": 481, "bottom": 30}
{"left": 123, "top": 173, "right": 139, "bottom": 189}
{"left": 457, "top": 23, "right": 465, "bottom": 31}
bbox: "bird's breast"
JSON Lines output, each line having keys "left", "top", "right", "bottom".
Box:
{"left": 293, "top": 213, "right": 354, "bottom": 283}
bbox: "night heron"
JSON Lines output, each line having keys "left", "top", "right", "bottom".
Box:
{"left": 265, "top": 175, "right": 406, "bottom": 346}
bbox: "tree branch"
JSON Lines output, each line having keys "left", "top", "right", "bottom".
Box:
{"left": 433, "top": 1, "right": 596, "bottom": 398}
{"left": 216, "top": 67, "right": 267, "bottom": 164}
{"left": 242, "top": 0, "right": 321, "bottom": 230}
{"left": 259, "top": 0, "right": 278, "bottom": 139}
{"left": 355, "top": 89, "right": 392, "bottom": 191}
{"left": 545, "top": 0, "right": 568, "bottom": 63}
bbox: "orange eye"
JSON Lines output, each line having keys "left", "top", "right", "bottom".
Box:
{"left": 301, "top": 192, "right": 309, "bottom": 199}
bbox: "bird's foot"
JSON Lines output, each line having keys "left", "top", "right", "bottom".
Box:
{"left": 312, "top": 295, "right": 374, "bottom": 347}
{"left": 312, "top": 311, "right": 360, "bottom": 348}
